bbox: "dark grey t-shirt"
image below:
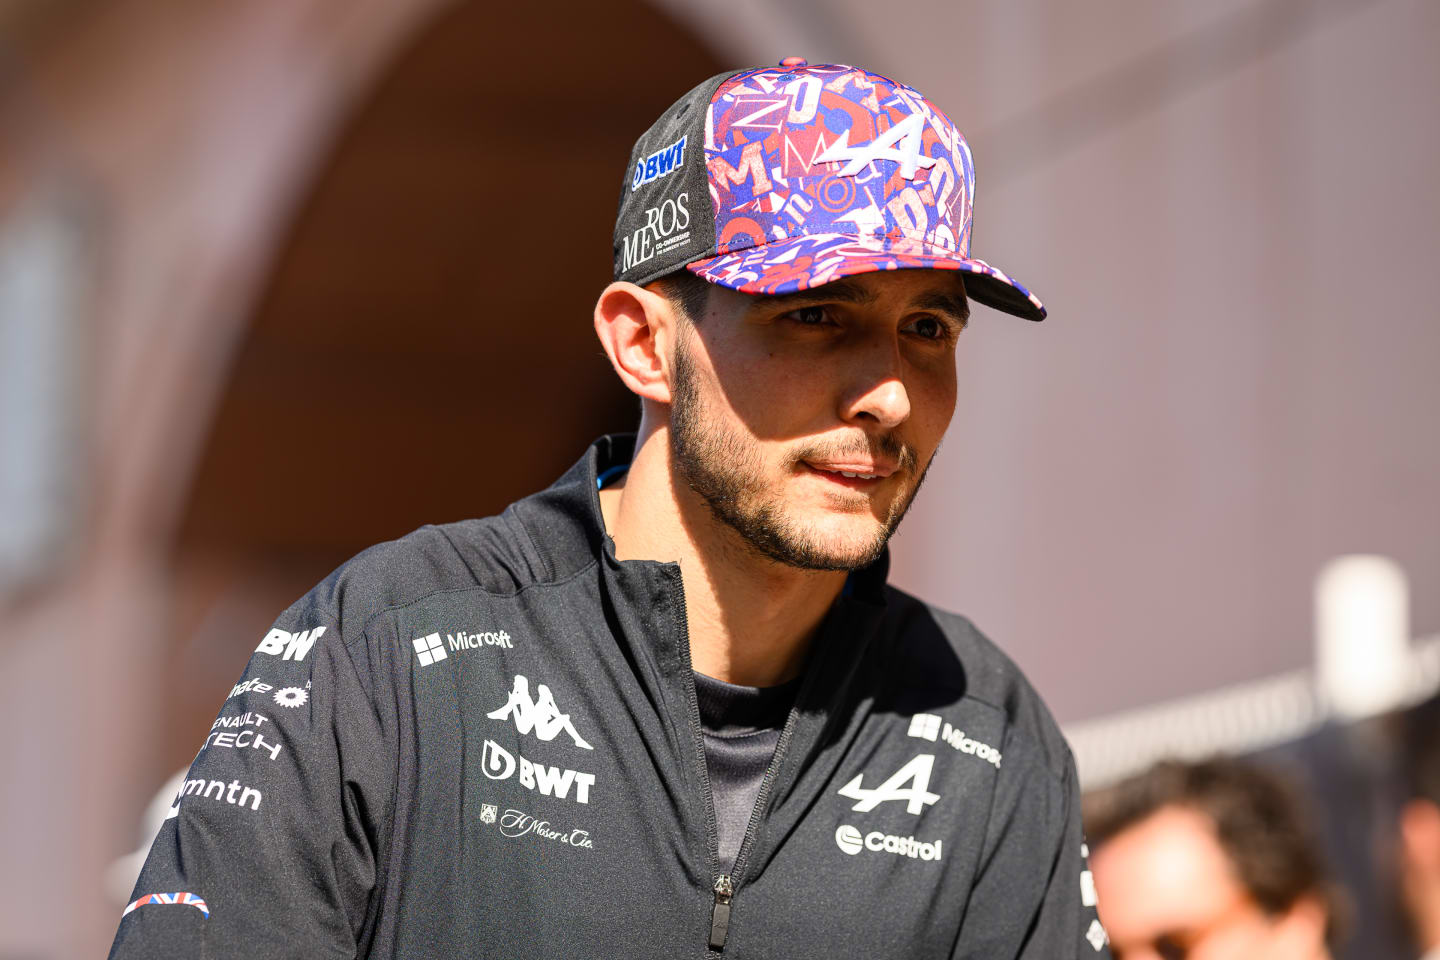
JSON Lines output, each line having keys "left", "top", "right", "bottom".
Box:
{"left": 693, "top": 671, "right": 801, "bottom": 873}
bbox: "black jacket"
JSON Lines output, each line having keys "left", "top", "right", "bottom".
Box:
{"left": 110, "top": 435, "right": 1111, "bottom": 959}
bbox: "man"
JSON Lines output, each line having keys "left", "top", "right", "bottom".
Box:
{"left": 1086, "top": 757, "right": 1344, "bottom": 960}
{"left": 110, "top": 60, "right": 1105, "bottom": 958}
{"left": 1399, "top": 698, "right": 1440, "bottom": 960}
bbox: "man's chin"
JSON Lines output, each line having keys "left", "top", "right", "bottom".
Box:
{"left": 764, "top": 513, "right": 891, "bottom": 571}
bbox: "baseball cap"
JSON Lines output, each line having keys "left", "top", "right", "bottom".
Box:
{"left": 613, "top": 58, "right": 1046, "bottom": 322}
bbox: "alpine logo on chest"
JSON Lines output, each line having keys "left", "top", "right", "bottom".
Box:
{"left": 837, "top": 753, "right": 941, "bottom": 814}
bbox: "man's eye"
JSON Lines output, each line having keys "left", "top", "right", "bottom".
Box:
{"left": 787, "top": 305, "right": 831, "bottom": 326}
{"left": 904, "top": 315, "right": 948, "bottom": 340}
{"left": 1153, "top": 935, "right": 1187, "bottom": 960}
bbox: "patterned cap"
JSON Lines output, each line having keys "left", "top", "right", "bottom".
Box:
{"left": 613, "top": 59, "right": 1045, "bottom": 321}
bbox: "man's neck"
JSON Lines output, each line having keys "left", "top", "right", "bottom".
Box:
{"left": 599, "top": 428, "right": 847, "bottom": 687}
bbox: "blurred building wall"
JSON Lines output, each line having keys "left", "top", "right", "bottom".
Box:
{"left": 0, "top": 1, "right": 719, "bottom": 956}
{"left": 0, "top": 5, "right": 453, "bottom": 955}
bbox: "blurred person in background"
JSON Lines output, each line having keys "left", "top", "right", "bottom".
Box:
{"left": 109, "top": 60, "right": 1108, "bottom": 958}
{"left": 1086, "top": 757, "right": 1344, "bottom": 960}
{"left": 1398, "top": 700, "right": 1440, "bottom": 960}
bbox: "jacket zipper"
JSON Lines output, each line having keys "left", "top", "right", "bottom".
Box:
{"left": 670, "top": 566, "right": 821, "bottom": 953}
{"left": 709, "top": 680, "right": 806, "bottom": 950}
{"left": 668, "top": 569, "right": 727, "bottom": 951}
{"left": 708, "top": 875, "right": 733, "bottom": 950}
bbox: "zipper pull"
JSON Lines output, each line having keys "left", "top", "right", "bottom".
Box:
{"left": 708, "top": 874, "right": 734, "bottom": 951}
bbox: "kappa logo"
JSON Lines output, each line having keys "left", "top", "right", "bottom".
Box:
{"left": 837, "top": 754, "right": 940, "bottom": 815}
{"left": 487, "top": 675, "right": 593, "bottom": 749}
{"left": 632, "top": 134, "right": 687, "bottom": 191}
{"left": 816, "top": 112, "right": 937, "bottom": 180}
{"left": 255, "top": 625, "right": 324, "bottom": 662}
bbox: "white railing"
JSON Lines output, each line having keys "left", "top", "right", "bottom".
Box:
{"left": 1065, "top": 631, "right": 1440, "bottom": 790}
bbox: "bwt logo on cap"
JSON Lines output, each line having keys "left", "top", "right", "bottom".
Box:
{"left": 632, "top": 135, "right": 687, "bottom": 191}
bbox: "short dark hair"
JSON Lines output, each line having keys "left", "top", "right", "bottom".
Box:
{"left": 1085, "top": 757, "right": 1347, "bottom": 946}
{"left": 647, "top": 269, "right": 713, "bottom": 324}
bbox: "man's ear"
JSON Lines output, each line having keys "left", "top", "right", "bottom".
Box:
{"left": 1270, "top": 894, "right": 1329, "bottom": 957}
{"left": 594, "top": 281, "right": 678, "bottom": 405}
{"left": 1402, "top": 799, "right": 1440, "bottom": 875}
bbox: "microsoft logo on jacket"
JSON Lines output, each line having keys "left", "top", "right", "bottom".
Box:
{"left": 412, "top": 633, "right": 447, "bottom": 666}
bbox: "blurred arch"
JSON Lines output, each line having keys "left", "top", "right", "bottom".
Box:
{"left": 164, "top": 0, "right": 727, "bottom": 793}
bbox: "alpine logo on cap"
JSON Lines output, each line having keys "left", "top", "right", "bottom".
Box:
{"left": 815, "top": 112, "right": 937, "bottom": 180}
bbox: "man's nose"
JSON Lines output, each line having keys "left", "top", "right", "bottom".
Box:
{"left": 839, "top": 345, "right": 911, "bottom": 429}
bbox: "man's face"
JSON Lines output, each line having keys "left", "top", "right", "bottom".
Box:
{"left": 667, "top": 269, "right": 966, "bottom": 571}
{"left": 1091, "top": 806, "right": 1323, "bottom": 960}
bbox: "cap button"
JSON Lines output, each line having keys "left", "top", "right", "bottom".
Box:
{"left": 779, "top": 57, "right": 807, "bottom": 68}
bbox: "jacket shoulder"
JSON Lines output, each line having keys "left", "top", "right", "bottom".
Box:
{"left": 285, "top": 508, "right": 564, "bottom": 649}
{"left": 880, "top": 586, "right": 1073, "bottom": 783}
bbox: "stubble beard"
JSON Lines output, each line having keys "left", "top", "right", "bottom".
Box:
{"left": 668, "top": 334, "right": 931, "bottom": 572}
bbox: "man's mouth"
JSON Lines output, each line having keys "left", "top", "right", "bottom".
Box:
{"left": 801, "top": 461, "right": 898, "bottom": 489}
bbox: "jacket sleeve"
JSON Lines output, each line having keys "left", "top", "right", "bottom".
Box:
{"left": 953, "top": 745, "right": 1112, "bottom": 960}
{"left": 108, "top": 584, "right": 397, "bottom": 959}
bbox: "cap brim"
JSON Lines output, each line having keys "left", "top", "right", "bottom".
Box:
{"left": 687, "top": 233, "right": 1046, "bottom": 322}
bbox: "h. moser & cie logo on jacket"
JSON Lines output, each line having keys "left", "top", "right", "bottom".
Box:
{"left": 495, "top": 807, "right": 594, "bottom": 850}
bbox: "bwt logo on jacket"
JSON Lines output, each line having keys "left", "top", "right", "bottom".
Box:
{"left": 487, "top": 675, "right": 593, "bottom": 750}
{"left": 255, "top": 626, "right": 325, "bottom": 662}
{"left": 481, "top": 740, "right": 596, "bottom": 804}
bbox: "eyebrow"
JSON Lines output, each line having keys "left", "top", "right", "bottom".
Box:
{"left": 750, "top": 280, "right": 877, "bottom": 313}
{"left": 750, "top": 278, "right": 971, "bottom": 326}
{"left": 914, "top": 290, "right": 971, "bottom": 327}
